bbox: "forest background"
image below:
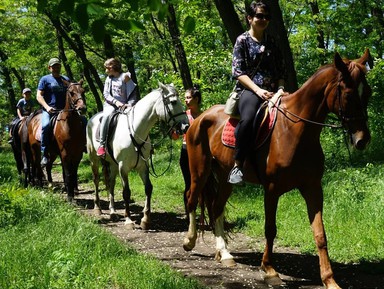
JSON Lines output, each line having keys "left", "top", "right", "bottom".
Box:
{"left": 0, "top": 0, "right": 383, "bottom": 159}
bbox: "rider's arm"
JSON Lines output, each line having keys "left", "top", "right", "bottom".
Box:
{"left": 36, "top": 90, "right": 53, "bottom": 112}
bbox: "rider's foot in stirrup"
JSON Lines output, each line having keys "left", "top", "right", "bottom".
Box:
{"left": 96, "top": 146, "right": 106, "bottom": 157}
{"left": 228, "top": 166, "right": 244, "bottom": 185}
{"left": 41, "top": 156, "right": 49, "bottom": 167}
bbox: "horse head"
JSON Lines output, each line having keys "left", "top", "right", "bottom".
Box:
{"left": 331, "top": 49, "right": 372, "bottom": 150}
{"left": 157, "top": 82, "right": 189, "bottom": 135}
{"left": 66, "top": 79, "right": 87, "bottom": 114}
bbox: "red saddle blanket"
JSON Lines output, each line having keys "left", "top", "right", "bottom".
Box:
{"left": 222, "top": 101, "right": 279, "bottom": 149}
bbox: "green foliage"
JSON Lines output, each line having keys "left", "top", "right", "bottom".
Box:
{"left": 0, "top": 186, "right": 205, "bottom": 289}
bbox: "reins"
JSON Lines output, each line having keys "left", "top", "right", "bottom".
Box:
{"left": 123, "top": 89, "right": 183, "bottom": 177}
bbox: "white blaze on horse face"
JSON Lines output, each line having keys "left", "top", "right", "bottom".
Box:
{"left": 358, "top": 83, "right": 364, "bottom": 99}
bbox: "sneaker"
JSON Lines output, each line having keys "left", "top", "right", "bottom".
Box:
{"left": 41, "top": 156, "right": 49, "bottom": 167}
{"left": 96, "top": 146, "right": 106, "bottom": 157}
{"left": 228, "top": 166, "right": 244, "bottom": 185}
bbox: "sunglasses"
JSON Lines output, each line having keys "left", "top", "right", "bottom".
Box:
{"left": 254, "top": 13, "right": 271, "bottom": 21}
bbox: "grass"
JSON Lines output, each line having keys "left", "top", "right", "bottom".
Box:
{"left": 0, "top": 183, "right": 205, "bottom": 289}
{"left": 1, "top": 126, "right": 384, "bottom": 289}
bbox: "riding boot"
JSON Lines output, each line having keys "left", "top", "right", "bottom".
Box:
{"left": 228, "top": 160, "right": 244, "bottom": 185}
{"left": 41, "top": 150, "right": 49, "bottom": 167}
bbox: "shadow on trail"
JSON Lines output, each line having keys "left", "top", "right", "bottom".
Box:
{"left": 233, "top": 251, "right": 384, "bottom": 288}
{"left": 75, "top": 196, "right": 189, "bottom": 232}
{"left": 74, "top": 192, "right": 384, "bottom": 289}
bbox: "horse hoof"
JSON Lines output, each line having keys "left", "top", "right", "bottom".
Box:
{"left": 140, "top": 220, "right": 150, "bottom": 230}
{"left": 94, "top": 208, "right": 102, "bottom": 215}
{"left": 110, "top": 213, "right": 120, "bottom": 222}
{"left": 183, "top": 238, "right": 196, "bottom": 251}
{"left": 263, "top": 274, "right": 283, "bottom": 286}
{"left": 124, "top": 220, "right": 135, "bottom": 230}
{"left": 221, "top": 258, "right": 236, "bottom": 267}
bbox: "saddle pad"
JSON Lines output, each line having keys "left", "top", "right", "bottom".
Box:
{"left": 221, "top": 100, "right": 280, "bottom": 149}
{"left": 222, "top": 118, "right": 238, "bottom": 147}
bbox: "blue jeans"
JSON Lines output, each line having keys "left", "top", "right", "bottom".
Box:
{"left": 41, "top": 110, "right": 52, "bottom": 156}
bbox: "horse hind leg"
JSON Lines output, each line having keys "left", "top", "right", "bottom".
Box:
{"left": 183, "top": 153, "right": 211, "bottom": 251}
{"left": 91, "top": 156, "right": 102, "bottom": 215}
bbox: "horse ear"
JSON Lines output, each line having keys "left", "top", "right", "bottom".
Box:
{"left": 62, "top": 79, "right": 70, "bottom": 86}
{"left": 79, "top": 79, "right": 84, "bottom": 85}
{"left": 334, "top": 52, "right": 349, "bottom": 75}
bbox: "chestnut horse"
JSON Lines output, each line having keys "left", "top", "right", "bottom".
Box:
{"left": 183, "top": 50, "right": 372, "bottom": 289}
{"left": 27, "top": 81, "right": 86, "bottom": 201}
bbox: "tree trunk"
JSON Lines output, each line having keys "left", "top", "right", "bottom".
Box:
{"left": 213, "top": 0, "right": 244, "bottom": 46}
{"left": 167, "top": 4, "right": 192, "bottom": 89}
{"left": 267, "top": 0, "right": 298, "bottom": 92}
{"left": 46, "top": 14, "right": 104, "bottom": 111}
{"left": 0, "top": 49, "right": 16, "bottom": 114}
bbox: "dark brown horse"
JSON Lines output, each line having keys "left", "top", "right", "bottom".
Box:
{"left": 9, "top": 118, "right": 32, "bottom": 186}
{"left": 27, "top": 81, "right": 86, "bottom": 201}
{"left": 183, "top": 50, "right": 372, "bottom": 289}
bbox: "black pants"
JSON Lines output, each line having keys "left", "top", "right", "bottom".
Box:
{"left": 234, "top": 89, "right": 263, "bottom": 163}
{"left": 179, "top": 146, "right": 190, "bottom": 194}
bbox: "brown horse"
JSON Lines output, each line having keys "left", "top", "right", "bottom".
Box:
{"left": 183, "top": 50, "right": 372, "bottom": 289}
{"left": 9, "top": 118, "right": 31, "bottom": 186}
{"left": 27, "top": 81, "right": 86, "bottom": 201}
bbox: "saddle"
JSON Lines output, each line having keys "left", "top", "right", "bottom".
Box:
{"left": 222, "top": 92, "right": 282, "bottom": 149}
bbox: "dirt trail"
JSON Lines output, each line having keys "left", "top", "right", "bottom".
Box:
{"left": 71, "top": 187, "right": 383, "bottom": 289}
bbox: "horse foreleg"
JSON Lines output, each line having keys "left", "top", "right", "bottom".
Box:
{"left": 261, "top": 190, "right": 282, "bottom": 285}
{"left": 120, "top": 169, "right": 134, "bottom": 229}
{"left": 140, "top": 169, "right": 153, "bottom": 230}
{"left": 108, "top": 165, "right": 118, "bottom": 218}
{"left": 92, "top": 159, "right": 102, "bottom": 215}
{"left": 214, "top": 213, "right": 236, "bottom": 267}
{"left": 301, "top": 186, "right": 341, "bottom": 289}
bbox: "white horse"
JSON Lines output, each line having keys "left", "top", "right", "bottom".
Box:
{"left": 87, "top": 83, "right": 189, "bottom": 229}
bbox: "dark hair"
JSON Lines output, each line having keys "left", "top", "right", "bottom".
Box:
{"left": 186, "top": 84, "right": 202, "bottom": 104}
{"left": 104, "top": 58, "right": 123, "bottom": 73}
{"left": 245, "top": 1, "right": 271, "bottom": 27}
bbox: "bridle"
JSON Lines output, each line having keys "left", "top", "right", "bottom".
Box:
{"left": 66, "top": 83, "right": 84, "bottom": 111}
{"left": 161, "top": 89, "right": 187, "bottom": 134}
{"left": 274, "top": 76, "right": 367, "bottom": 130}
{"left": 125, "top": 87, "right": 186, "bottom": 174}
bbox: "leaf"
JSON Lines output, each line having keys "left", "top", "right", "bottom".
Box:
{"left": 87, "top": 3, "right": 104, "bottom": 16}
{"left": 128, "top": 20, "right": 145, "bottom": 32}
{"left": 157, "top": 4, "right": 169, "bottom": 21}
{"left": 57, "top": 0, "right": 75, "bottom": 15}
{"left": 183, "top": 16, "right": 195, "bottom": 34}
{"left": 37, "top": 0, "right": 48, "bottom": 12}
{"left": 75, "top": 4, "right": 89, "bottom": 31}
{"left": 109, "top": 19, "right": 133, "bottom": 30}
{"left": 148, "top": 0, "right": 161, "bottom": 12}
{"left": 91, "top": 19, "right": 106, "bottom": 43}
{"left": 124, "top": 0, "right": 139, "bottom": 11}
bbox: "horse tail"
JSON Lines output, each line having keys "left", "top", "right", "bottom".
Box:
{"left": 101, "top": 159, "right": 111, "bottom": 191}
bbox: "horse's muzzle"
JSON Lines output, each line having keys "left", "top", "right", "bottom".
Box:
{"left": 351, "top": 130, "right": 371, "bottom": 150}
{"left": 77, "top": 106, "right": 87, "bottom": 114}
{"left": 180, "top": 123, "right": 189, "bottom": 134}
